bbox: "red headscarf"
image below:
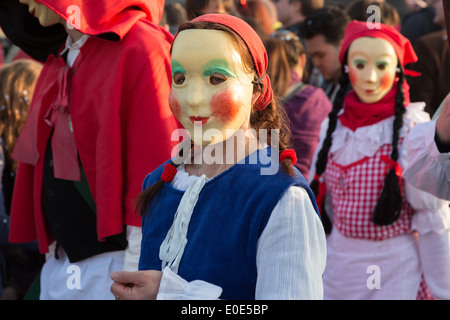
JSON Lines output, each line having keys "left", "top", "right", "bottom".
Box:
{"left": 181, "top": 13, "right": 273, "bottom": 111}
{"left": 339, "top": 20, "right": 419, "bottom": 75}
{"left": 35, "top": 0, "right": 165, "bottom": 39}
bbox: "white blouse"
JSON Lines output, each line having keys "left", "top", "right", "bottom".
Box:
{"left": 403, "top": 118, "right": 450, "bottom": 201}
{"left": 152, "top": 163, "right": 327, "bottom": 300}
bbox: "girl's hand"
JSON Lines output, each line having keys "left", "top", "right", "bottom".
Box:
{"left": 110, "top": 270, "right": 162, "bottom": 300}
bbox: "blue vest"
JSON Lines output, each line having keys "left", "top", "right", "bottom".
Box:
{"left": 138, "top": 148, "right": 319, "bottom": 299}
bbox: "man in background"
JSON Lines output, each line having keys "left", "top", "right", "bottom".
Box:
{"left": 300, "top": 6, "right": 350, "bottom": 103}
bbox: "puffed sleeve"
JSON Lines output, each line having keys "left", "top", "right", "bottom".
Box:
{"left": 403, "top": 119, "right": 450, "bottom": 200}
{"left": 255, "top": 186, "right": 327, "bottom": 299}
{"left": 401, "top": 130, "right": 450, "bottom": 299}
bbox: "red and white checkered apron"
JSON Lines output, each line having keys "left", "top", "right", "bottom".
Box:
{"left": 325, "top": 143, "right": 413, "bottom": 241}
{"left": 325, "top": 143, "right": 432, "bottom": 299}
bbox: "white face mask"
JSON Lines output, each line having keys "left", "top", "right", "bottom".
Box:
{"left": 347, "top": 37, "right": 398, "bottom": 104}
{"left": 169, "top": 29, "right": 257, "bottom": 146}
{"left": 19, "top": 0, "right": 61, "bottom": 27}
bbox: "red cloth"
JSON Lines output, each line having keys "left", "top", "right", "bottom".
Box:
{"left": 188, "top": 14, "right": 273, "bottom": 111}
{"left": 9, "top": 0, "right": 180, "bottom": 252}
{"left": 36, "top": 0, "right": 165, "bottom": 38}
{"left": 338, "top": 79, "right": 410, "bottom": 131}
{"left": 161, "top": 163, "right": 177, "bottom": 183}
{"left": 313, "top": 174, "right": 327, "bottom": 215}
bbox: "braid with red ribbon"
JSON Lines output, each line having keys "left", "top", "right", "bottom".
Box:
{"left": 279, "top": 149, "right": 297, "bottom": 164}
{"left": 160, "top": 163, "right": 178, "bottom": 183}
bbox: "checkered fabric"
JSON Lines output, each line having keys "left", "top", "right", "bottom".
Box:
{"left": 325, "top": 143, "right": 414, "bottom": 241}
{"left": 416, "top": 274, "right": 433, "bottom": 300}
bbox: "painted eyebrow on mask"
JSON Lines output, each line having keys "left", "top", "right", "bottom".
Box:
{"left": 353, "top": 58, "right": 367, "bottom": 66}
{"left": 202, "top": 59, "right": 237, "bottom": 78}
{"left": 171, "top": 59, "right": 186, "bottom": 75}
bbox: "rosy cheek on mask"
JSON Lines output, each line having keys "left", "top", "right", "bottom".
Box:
{"left": 169, "top": 91, "right": 181, "bottom": 120}
{"left": 379, "top": 73, "right": 394, "bottom": 91}
{"left": 348, "top": 67, "right": 357, "bottom": 86}
{"left": 210, "top": 90, "right": 240, "bottom": 123}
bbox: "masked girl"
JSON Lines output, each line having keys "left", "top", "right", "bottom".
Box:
{"left": 110, "top": 14, "right": 326, "bottom": 300}
{"left": 309, "top": 21, "right": 450, "bottom": 299}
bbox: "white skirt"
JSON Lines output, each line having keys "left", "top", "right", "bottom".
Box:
{"left": 323, "top": 228, "right": 421, "bottom": 300}
{"left": 40, "top": 245, "right": 124, "bottom": 300}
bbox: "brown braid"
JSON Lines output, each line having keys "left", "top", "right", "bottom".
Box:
{"left": 309, "top": 56, "right": 349, "bottom": 233}
{"left": 371, "top": 63, "right": 406, "bottom": 225}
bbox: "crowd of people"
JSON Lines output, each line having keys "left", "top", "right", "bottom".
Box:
{"left": 0, "top": 0, "right": 448, "bottom": 300}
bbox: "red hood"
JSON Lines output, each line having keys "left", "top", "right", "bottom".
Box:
{"left": 36, "top": 0, "right": 165, "bottom": 39}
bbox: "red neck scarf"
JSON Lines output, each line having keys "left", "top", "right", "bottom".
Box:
{"left": 339, "top": 79, "right": 410, "bottom": 131}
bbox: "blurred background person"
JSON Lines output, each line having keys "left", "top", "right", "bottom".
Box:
{"left": 164, "top": 3, "right": 188, "bottom": 35}
{"left": 265, "top": 30, "right": 331, "bottom": 179}
{"left": 407, "top": 0, "right": 449, "bottom": 117}
{"left": 235, "top": 0, "right": 275, "bottom": 38}
{"left": 272, "top": 0, "right": 324, "bottom": 36}
{"left": 300, "top": 6, "right": 351, "bottom": 103}
{"left": 262, "top": 0, "right": 282, "bottom": 31}
{"left": 185, "top": 0, "right": 233, "bottom": 19}
{"left": 0, "top": 59, "right": 43, "bottom": 300}
{"left": 346, "top": 0, "right": 400, "bottom": 28}
{"left": 401, "top": 0, "right": 442, "bottom": 46}
{"left": 272, "top": 0, "right": 325, "bottom": 84}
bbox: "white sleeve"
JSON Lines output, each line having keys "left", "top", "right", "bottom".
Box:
{"left": 400, "top": 120, "right": 450, "bottom": 236}
{"left": 403, "top": 119, "right": 450, "bottom": 200}
{"left": 404, "top": 180, "right": 450, "bottom": 299}
{"left": 122, "top": 226, "right": 142, "bottom": 271}
{"left": 401, "top": 123, "right": 450, "bottom": 299}
{"left": 255, "top": 186, "right": 327, "bottom": 299}
{"left": 157, "top": 267, "right": 222, "bottom": 300}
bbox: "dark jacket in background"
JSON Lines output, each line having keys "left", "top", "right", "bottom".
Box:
{"left": 407, "top": 29, "right": 450, "bottom": 117}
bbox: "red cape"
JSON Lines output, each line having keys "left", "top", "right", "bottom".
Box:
{"left": 9, "top": 0, "right": 180, "bottom": 253}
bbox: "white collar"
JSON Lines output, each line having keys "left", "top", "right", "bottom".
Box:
{"left": 60, "top": 34, "right": 90, "bottom": 56}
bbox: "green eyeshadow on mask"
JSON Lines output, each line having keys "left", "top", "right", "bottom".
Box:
{"left": 202, "top": 59, "right": 237, "bottom": 78}
{"left": 375, "top": 61, "right": 389, "bottom": 69}
{"left": 353, "top": 59, "right": 367, "bottom": 67}
{"left": 171, "top": 59, "right": 186, "bottom": 76}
